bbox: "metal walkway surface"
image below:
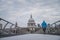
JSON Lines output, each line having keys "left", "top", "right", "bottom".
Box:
{"left": 0, "top": 34, "right": 60, "bottom": 40}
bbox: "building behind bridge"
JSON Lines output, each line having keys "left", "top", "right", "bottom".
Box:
{"left": 0, "top": 15, "right": 60, "bottom": 37}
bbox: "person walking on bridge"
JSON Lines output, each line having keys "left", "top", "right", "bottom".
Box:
{"left": 41, "top": 21, "right": 47, "bottom": 33}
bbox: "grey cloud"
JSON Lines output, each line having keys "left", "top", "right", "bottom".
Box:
{"left": 0, "top": 0, "right": 60, "bottom": 27}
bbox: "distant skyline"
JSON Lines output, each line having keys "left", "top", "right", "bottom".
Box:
{"left": 0, "top": 0, "right": 60, "bottom": 27}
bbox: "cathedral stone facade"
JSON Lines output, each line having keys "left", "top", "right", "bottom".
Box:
{"left": 27, "top": 15, "right": 36, "bottom": 32}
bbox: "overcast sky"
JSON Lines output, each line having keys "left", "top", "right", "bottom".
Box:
{"left": 0, "top": 0, "right": 60, "bottom": 27}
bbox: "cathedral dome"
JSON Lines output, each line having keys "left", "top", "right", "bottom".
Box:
{"left": 27, "top": 15, "right": 36, "bottom": 27}
{"left": 28, "top": 15, "right": 35, "bottom": 23}
{"left": 28, "top": 18, "right": 35, "bottom": 23}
